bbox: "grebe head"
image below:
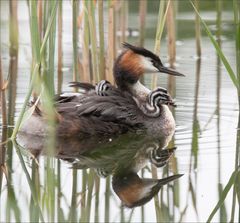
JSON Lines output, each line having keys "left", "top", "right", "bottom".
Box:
{"left": 138, "top": 87, "right": 175, "bottom": 118}
{"left": 114, "top": 43, "right": 185, "bottom": 92}
{"left": 112, "top": 172, "right": 183, "bottom": 208}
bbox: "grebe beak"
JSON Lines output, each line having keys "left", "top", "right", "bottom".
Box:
{"left": 157, "top": 65, "right": 185, "bottom": 77}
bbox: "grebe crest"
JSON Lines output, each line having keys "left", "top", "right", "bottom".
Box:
{"left": 114, "top": 43, "right": 184, "bottom": 101}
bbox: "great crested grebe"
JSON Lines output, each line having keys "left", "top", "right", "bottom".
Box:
{"left": 20, "top": 43, "right": 184, "bottom": 138}
{"left": 112, "top": 172, "right": 183, "bottom": 208}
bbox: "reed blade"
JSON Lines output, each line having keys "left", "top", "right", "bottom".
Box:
{"left": 207, "top": 169, "right": 239, "bottom": 223}
{"left": 191, "top": 1, "right": 238, "bottom": 90}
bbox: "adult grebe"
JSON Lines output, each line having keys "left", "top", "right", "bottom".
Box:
{"left": 20, "top": 43, "right": 184, "bottom": 138}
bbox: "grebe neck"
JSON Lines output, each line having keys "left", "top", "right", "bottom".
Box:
{"left": 128, "top": 81, "right": 151, "bottom": 101}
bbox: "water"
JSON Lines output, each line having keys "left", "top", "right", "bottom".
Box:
{"left": 0, "top": 1, "right": 238, "bottom": 222}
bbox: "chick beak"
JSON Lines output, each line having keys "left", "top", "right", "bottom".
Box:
{"left": 157, "top": 64, "right": 185, "bottom": 77}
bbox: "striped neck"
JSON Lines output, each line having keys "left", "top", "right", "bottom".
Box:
{"left": 95, "top": 80, "right": 112, "bottom": 96}
{"left": 137, "top": 88, "right": 167, "bottom": 118}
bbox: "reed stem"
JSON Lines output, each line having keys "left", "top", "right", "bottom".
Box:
{"left": 94, "top": 175, "right": 100, "bottom": 223}
{"left": 57, "top": 0, "right": 63, "bottom": 94}
{"left": 11, "top": 1, "right": 58, "bottom": 139}
{"left": 233, "top": 0, "right": 240, "bottom": 90}
{"left": 166, "top": 0, "right": 176, "bottom": 96}
{"left": 107, "top": 1, "right": 116, "bottom": 84}
{"left": 72, "top": 0, "right": 79, "bottom": 83}
{"left": 139, "top": 0, "right": 147, "bottom": 47}
{"left": 119, "top": 0, "right": 128, "bottom": 44}
{"left": 104, "top": 176, "right": 110, "bottom": 222}
{"left": 14, "top": 141, "right": 44, "bottom": 222}
{"left": 98, "top": 0, "right": 105, "bottom": 80}
{"left": 0, "top": 55, "right": 7, "bottom": 127}
{"left": 151, "top": 0, "right": 170, "bottom": 89}
{"left": 82, "top": 1, "right": 90, "bottom": 82}
{"left": 151, "top": 165, "right": 161, "bottom": 221}
{"left": 37, "top": 0, "right": 43, "bottom": 39}
{"left": 194, "top": 0, "right": 201, "bottom": 57}
{"left": 88, "top": 0, "right": 100, "bottom": 82}
{"left": 69, "top": 169, "right": 77, "bottom": 222}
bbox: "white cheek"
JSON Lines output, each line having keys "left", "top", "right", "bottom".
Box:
{"left": 140, "top": 56, "right": 159, "bottom": 73}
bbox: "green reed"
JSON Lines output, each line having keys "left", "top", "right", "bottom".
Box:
{"left": 216, "top": 3, "right": 228, "bottom": 221}
{"left": 46, "top": 0, "right": 57, "bottom": 98}
{"left": 106, "top": 1, "right": 116, "bottom": 84}
{"left": 192, "top": 1, "right": 238, "bottom": 90}
{"left": 88, "top": 1, "right": 100, "bottom": 82}
{"left": 57, "top": 0, "right": 63, "bottom": 94}
{"left": 151, "top": 0, "right": 169, "bottom": 89}
{"left": 69, "top": 169, "right": 78, "bottom": 222}
{"left": 234, "top": 0, "right": 240, "bottom": 89}
{"left": 192, "top": 1, "right": 240, "bottom": 221}
{"left": 14, "top": 141, "right": 44, "bottom": 222}
{"left": 86, "top": 170, "right": 95, "bottom": 222}
{"left": 8, "top": 0, "right": 18, "bottom": 130}
{"left": 119, "top": 0, "right": 128, "bottom": 45}
{"left": 166, "top": 0, "right": 176, "bottom": 95}
{"left": 80, "top": 169, "right": 87, "bottom": 222}
{"left": 0, "top": 52, "right": 7, "bottom": 128}
{"left": 150, "top": 4, "right": 169, "bottom": 215}
{"left": 194, "top": 0, "right": 201, "bottom": 57}
{"left": 82, "top": 1, "right": 90, "bottom": 82}
{"left": 94, "top": 174, "right": 100, "bottom": 223}
{"left": 139, "top": 0, "right": 147, "bottom": 47}
{"left": 98, "top": 0, "right": 105, "bottom": 80}
{"left": 72, "top": 0, "right": 79, "bottom": 83}
{"left": 30, "top": 159, "right": 41, "bottom": 222}
{"left": 104, "top": 176, "right": 111, "bottom": 223}
{"left": 0, "top": 2, "right": 6, "bottom": 128}
{"left": 11, "top": 1, "right": 58, "bottom": 139}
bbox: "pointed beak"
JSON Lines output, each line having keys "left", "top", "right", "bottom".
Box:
{"left": 158, "top": 174, "right": 184, "bottom": 186}
{"left": 157, "top": 65, "right": 185, "bottom": 77}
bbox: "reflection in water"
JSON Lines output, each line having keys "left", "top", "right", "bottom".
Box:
{"left": 216, "top": 4, "right": 227, "bottom": 221}
{"left": 1, "top": 1, "right": 20, "bottom": 222}
{"left": 17, "top": 131, "right": 182, "bottom": 209}
{"left": 113, "top": 172, "right": 182, "bottom": 208}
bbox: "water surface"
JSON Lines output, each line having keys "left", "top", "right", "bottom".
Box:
{"left": 0, "top": 1, "right": 238, "bottom": 222}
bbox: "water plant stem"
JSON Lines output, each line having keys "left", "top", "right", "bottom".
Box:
{"left": 88, "top": 0, "right": 100, "bottom": 82}
{"left": 194, "top": 0, "right": 201, "bottom": 57}
{"left": 57, "top": 0, "right": 63, "bottom": 94}
{"left": 139, "top": 0, "right": 147, "bottom": 47}
{"left": 151, "top": 0, "right": 170, "bottom": 89}
{"left": 72, "top": 0, "right": 79, "bottom": 83}
{"left": 0, "top": 55, "right": 7, "bottom": 127}
{"left": 11, "top": 1, "right": 58, "bottom": 139}
{"left": 107, "top": 1, "right": 116, "bottom": 84}
{"left": 82, "top": 1, "right": 90, "bottom": 82}
{"left": 14, "top": 141, "right": 44, "bottom": 222}
{"left": 166, "top": 0, "right": 176, "bottom": 96}
{"left": 191, "top": 1, "right": 238, "bottom": 90}
{"left": 98, "top": 0, "right": 105, "bottom": 80}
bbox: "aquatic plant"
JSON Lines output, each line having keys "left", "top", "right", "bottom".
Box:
{"left": 191, "top": 1, "right": 240, "bottom": 222}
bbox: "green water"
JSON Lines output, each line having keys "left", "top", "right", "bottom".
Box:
{"left": 0, "top": 1, "right": 238, "bottom": 222}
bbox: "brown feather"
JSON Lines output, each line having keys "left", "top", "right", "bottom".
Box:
{"left": 119, "top": 50, "right": 144, "bottom": 79}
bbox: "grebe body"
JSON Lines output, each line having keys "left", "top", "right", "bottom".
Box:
{"left": 20, "top": 43, "right": 184, "bottom": 139}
